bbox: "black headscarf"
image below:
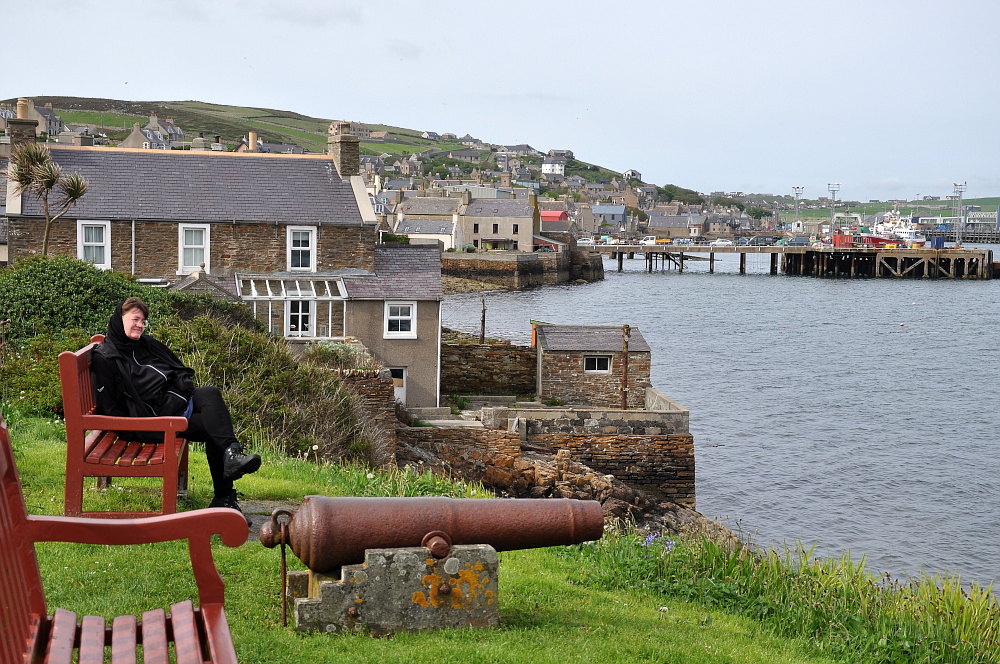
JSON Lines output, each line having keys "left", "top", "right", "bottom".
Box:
{"left": 105, "top": 299, "right": 143, "bottom": 352}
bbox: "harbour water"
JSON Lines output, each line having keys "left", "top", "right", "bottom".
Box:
{"left": 441, "top": 248, "right": 1000, "bottom": 587}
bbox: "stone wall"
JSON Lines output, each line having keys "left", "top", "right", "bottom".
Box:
{"left": 440, "top": 340, "right": 536, "bottom": 397}
{"left": 8, "top": 219, "right": 377, "bottom": 280}
{"left": 397, "top": 405, "right": 695, "bottom": 508}
{"left": 483, "top": 406, "right": 689, "bottom": 436}
{"left": 527, "top": 432, "right": 694, "bottom": 506}
{"left": 396, "top": 426, "right": 529, "bottom": 493}
{"left": 441, "top": 250, "right": 603, "bottom": 289}
{"left": 336, "top": 367, "right": 398, "bottom": 466}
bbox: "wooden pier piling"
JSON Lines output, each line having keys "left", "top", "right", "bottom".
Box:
{"left": 612, "top": 244, "right": 995, "bottom": 279}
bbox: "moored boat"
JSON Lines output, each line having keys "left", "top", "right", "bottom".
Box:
{"left": 870, "top": 210, "right": 927, "bottom": 247}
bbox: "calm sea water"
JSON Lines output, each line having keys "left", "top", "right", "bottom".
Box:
{"left": 442, "top": 248, "right": 1000, "bottom": 587}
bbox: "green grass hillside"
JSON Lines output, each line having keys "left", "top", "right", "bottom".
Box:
{"left": 8, "top": 96, "right": 614, "bottom": 173}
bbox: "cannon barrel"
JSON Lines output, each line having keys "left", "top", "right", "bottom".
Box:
{"left": 260, "top": 496, "right": 604, "bottom": 574}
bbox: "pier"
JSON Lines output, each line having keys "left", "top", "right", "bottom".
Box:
{"left": 592, "top": 244, "right": 995, "bottom": 279}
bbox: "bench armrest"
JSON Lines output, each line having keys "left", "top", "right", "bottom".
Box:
{"left": 80, "top": 414, "right": 190, "bottom": 434}
{"left": 27, "top": 509, "right": 249, "bottom": 605}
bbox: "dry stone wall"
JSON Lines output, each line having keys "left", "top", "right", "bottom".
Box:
{"left": 397, "top": 413, "right": 695, "bottom": 508}
{"left": 335, "top": 367, "right": 398, "bottom": 466}
{"left": 440, "top": 340, "right": 536, "bottom": 397}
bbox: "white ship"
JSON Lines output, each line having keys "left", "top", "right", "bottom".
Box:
{"left": 870, "top": 211, "right": 927, "bottom": 247}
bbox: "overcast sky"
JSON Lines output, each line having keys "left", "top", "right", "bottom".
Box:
{"left": 9, "top": 0, "right": 999, "bottom": 202}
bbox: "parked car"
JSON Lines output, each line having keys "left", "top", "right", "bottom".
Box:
{"left": 577, "top": 237, "right": 595, "bottom": 245}
{"left": 639, "top": 236, "right": 658, "bottom": 245}
{"left": 786, "top": 236, "right": 812, "bottom": 247}
{"left": 709, "top": 238, "right": 734, "bottom": 246}
{"left": 747, "top": 235, "right": 777, "bottom": 246}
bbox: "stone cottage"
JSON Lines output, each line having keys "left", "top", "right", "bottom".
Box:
{"left": 534, "top": 324, "right": 651, "bottom": 410}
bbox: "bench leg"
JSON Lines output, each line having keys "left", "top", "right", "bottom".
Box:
{"left": 177, "top": 444, "right": 190, "bottom": 500}
{"left": 64, "top": 464, "right": 85, "bottom": 517}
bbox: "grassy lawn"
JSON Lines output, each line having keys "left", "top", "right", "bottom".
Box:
{"left": 14, "top": 413, "right": 999, "bottom": 663}
{"left": 10, "top": 417, "right": 841, "bottom": 664}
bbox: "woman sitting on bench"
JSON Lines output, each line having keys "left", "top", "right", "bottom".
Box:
{"left": 90, "top": 297, "right": 261, "bottom": 522}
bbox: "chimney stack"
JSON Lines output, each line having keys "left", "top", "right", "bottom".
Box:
{"left": 5, "top": 98, "right": 39, "bottom": 149}
{"left": 327, "top": 122, "right": 359, "bottom": 178}
{"left": 190, "top": 132, "right": 211, "bottom": 151}
{"left": 248, "top": 130, "right": 258, "bottom": 152}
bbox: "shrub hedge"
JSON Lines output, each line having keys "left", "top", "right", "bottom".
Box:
{"left": 0, "top": 257, "right": 389, "bottom": 465}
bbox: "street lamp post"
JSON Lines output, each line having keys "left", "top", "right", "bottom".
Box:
{"left": 828, "top": 183, "right": 841, "bottom": 232}
{"left": 953, "top": 182, "right": 966, "bottom": 246}
{"left": 792, "top": 186, "right": 804, "bottom": 232}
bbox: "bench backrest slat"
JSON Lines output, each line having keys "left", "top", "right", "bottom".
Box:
{"left": 0, "top": 418, "right": 47, "bottom": 663}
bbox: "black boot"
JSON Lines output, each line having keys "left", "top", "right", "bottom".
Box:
{"left": 209, "top": 489, "right": 251, "bottom": 528}
{"left": 222, "top": 443, "right": 261, "bottom": 482}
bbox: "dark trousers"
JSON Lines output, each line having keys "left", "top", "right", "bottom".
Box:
{"left": 181, "top": 386, "right": 239, "bottom": 497}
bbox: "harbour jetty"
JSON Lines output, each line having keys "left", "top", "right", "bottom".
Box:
{"left": 593, "top": 244, "right": 995, "bottom": 279}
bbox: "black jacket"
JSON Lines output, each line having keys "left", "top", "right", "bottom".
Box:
{"left": 91, "top": 301, "right": 195, "bottom": 442}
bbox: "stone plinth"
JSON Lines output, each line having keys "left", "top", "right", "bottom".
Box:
{"left": 289, "top": 544, "right": 499, "bottom": 635}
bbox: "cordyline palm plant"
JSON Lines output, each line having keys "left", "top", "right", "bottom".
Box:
{"left": 6, "top": 142, "right": 89, "bottom": 256}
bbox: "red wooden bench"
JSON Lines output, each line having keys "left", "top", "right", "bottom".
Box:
{"left": 0, "top": 413, "right": 249, "bottom": 664}
{"left": 59, "top": 334, "right": 190, "bottom": 518}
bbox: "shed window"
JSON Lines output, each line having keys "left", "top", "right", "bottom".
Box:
{"left": 584, "top": 356, "right": 611, "bottom": 373}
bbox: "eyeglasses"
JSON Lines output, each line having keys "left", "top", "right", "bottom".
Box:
{"left": 126, "top": 317, "right": 148, "bottom": 327}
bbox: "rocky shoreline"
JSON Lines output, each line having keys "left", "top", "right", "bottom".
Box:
{"left": 441, "top": 275, "right": 510, "bottom": 295}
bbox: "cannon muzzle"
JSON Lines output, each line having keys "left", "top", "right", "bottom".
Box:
{"left": 260, "top": 496, "right": 604, "bottom": 574}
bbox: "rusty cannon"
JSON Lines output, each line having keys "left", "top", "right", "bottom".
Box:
{"left": 260, "top": 495, "right": 605, "bottom": 575}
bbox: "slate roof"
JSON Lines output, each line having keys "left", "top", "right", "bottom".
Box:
{"left": 341, "top": 244, "right": 442, "bottom": 300}
{"left": 13, "top": 146, "right": 363, "bottom": 225}
{"left": 396, "top": 219, "right": 455, "bottom": 235}
{"left": 647, "top": 215, "right": 701, "bottom": 229}
{"left": 535, "top": 325, "right": 650, "bottom": 353}
{"left": 399, "top": 197, "right": 461, "bottom": 215}
{"left": 464, "top": 199, "right": 533, "bottom": 218}
{"left": 592, "top": 204, "right": 626, "bottom": 215}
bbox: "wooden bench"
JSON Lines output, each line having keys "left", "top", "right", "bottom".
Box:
{"left": 0, "top": 413, "right": 249, "bottom": 664}
{"left": 59, "top": 334, "right": 190, "bottom": 518}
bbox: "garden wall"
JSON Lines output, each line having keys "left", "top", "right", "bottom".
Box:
{"left": 440, "top": 340, "right": 536, "bottom": 397}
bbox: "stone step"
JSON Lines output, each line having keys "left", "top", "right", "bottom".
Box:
{"left": 421, "top": 420, "right": 485, "bottom": 428}
{"left": 408, "top": 407, "right": 454, "bottom": 420}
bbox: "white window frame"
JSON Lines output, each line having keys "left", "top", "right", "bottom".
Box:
{"left": 584, "top": 355, "right": 612, "bottom": 373}
{"left": 178, "top": 223, "right": 211, "bottom": 274}
{"left": 287, "top": 226, "right": 317, "bottom": 272}
{"left": 287, "top": 300, "right": 314, "bottom": 337}
{"left": 77, "top": 219, "right": 111, "bottom": 270}
{"left": 384, "top": 301, "right": 417, "bottom": 339}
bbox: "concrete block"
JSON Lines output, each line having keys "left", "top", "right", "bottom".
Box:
{"left": 291, "top": 544, "right": 499, "bottom": 635}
